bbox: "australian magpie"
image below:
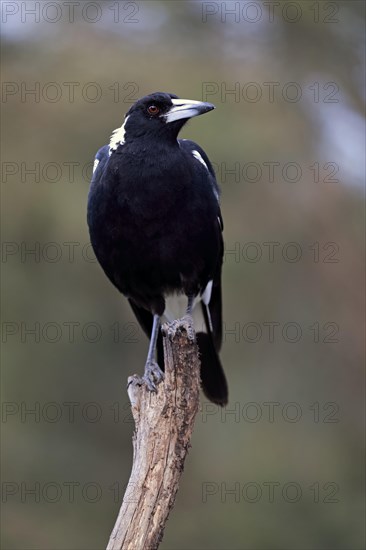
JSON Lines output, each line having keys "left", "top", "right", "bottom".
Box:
{"left": 87, "top": 92, "right": 228, "bottom": 405}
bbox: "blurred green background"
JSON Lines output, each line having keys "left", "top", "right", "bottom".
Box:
{"left": 1, "top": 1, "right": 365, "bottom": 549}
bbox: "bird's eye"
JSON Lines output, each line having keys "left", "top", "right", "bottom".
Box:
{"left": 147, "top": 105, "right": 160, "bottom": 115}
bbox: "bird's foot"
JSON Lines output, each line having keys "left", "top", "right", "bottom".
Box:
{"left": 142, "top": 360, "right": 164, "bottom": 392}
{"left": 181, "top": 314, "right": 196, "bottom": 342}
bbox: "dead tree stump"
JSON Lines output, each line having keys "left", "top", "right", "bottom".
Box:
{"left": 106, "top": 318, "right": 201, "bottom": 550}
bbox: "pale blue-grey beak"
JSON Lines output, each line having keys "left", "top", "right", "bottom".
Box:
{"left": 164, "top": 98, "right": 215, "bottom": 123}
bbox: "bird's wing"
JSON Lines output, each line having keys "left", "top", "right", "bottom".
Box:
{"left": 178, "top": 139, "right": 224, "bottom": 350}
{"left": 91, "top": 144, "right": 110, "bottom": 183}
{"left": 178, "top": 139, "right": 221, "bottom": 205}
{"left": 128, "top": 139, "right": 226, "bottom": 401}
{"left": 201, "top": 241, "right": 223, "bottom": 351}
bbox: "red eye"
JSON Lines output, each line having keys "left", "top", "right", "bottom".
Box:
{"left": 147, "top": 105, "right": 160, "bottom": 115}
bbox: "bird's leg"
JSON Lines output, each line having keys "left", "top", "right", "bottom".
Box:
{"left": 143, "top": 314, "right": 164, "bottom": 392}
{"left": 186, "top": 294, "right": 194, "bottom": 316}
{"left": 182, "top": 295, "right": 196, "bottom": 341}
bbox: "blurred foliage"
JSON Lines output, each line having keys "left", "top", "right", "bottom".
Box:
{"left": 1, "top": 1, "right": 365, "bottom": 549}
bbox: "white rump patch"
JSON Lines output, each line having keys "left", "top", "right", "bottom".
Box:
{"left": 162, "top": 284, "right": 214, "bottom": 334}
{"left": 163, "top": 293, "right": 188, "bottom": 323}
{"left": 192, "top": 150, "right": 208, "bottom": 171}
{"left": 163, "top": 292, "right": 207, "bottom": 333}
{"left": 109, "top": 115, "right": 130, "bottom": 155}
{"left": 93, "top": 158, "right": 100, "bottom": 174}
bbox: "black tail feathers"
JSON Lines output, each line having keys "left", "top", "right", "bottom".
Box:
{"left": 196, "top": 332, "right": 228, "bottom": 406}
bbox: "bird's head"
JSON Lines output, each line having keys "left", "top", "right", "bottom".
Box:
{"left": 109, "top": 92, "right": 215, "bottom": 153}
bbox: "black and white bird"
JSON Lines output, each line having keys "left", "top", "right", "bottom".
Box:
{"left": 87, "top": 92, "right": 228, "bottom": 405}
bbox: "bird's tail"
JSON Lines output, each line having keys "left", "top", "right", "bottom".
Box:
{"left": 196, "top": 331, "right": 228, "bottom": 406}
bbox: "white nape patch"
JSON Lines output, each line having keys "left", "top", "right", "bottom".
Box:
{"left": 192, "top": 150, "right": 208, "bottom": 171}
{"left": 92, "top": 158, "right": 100, "bottom": 174}
{"left": 109, "top": 115, "right": 130, "bottom": 155}
{"left": 202, "top": 280, "right": 213, "bottom": 305}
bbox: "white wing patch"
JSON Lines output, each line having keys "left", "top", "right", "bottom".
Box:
{"left": 202, "top": 280, "right": 214, "bottom": 332}
{"left": 93, "top": 158, "right": 100, "bottom": 174}
{"left": 192, "top": 150, "right": 208, "bottom": 171}
{"left": 202, "top": 280, "right": 213, "bottom": 305}
{"left": 109, "top": 115, "right": 130, "bottom": 155}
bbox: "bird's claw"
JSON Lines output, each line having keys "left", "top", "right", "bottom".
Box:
{"left": 143, "top": 361, "right": 164, "bottom": 392}
{"left": 181, "top": 314, "right": 196, "bottom": 342}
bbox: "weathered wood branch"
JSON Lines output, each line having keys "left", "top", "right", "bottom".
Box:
{"left": 106, "top": 318, "right": 201, "bottom": 550}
